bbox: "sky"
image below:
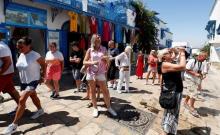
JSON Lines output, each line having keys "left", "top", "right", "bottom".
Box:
{"left": 144, "top": 0, "right": 215, "bottom": 48}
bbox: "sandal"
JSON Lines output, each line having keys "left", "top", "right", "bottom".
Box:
{"left": 183, "top": 103, "right": 190, "bottom": 110}
{"left": 81, "top": 97, "right": 89, "bottom": 100}
{"left": 190, "top": 110, "right": 200, "bottom": 118}
{"left": 86, "top": 102, "right": 93, "bottom": 108}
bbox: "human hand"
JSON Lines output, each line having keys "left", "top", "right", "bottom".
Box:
{"left": 92, "top": 61, "right": 99, "bottom": 65}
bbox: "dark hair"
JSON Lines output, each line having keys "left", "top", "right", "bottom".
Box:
{"left": 70, "top": 42, "right": 79, "bottom": 47}
{"left": 50, "top": 42, "right": 57, "bottom": 48}
{"left": 17, "top": 36, "right": 32, "bottom": 46}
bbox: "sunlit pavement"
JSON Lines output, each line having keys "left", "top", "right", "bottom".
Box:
{"left": 1, "top": 66, "right": 220, "bottom": 135}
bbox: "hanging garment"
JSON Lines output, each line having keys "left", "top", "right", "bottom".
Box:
{"left": 98, "top": 18, "right": 103, "bottom": 36}
{"left": 79, "top": 36, "right": 86, "bottom": 50}
{"left": 78, "top": 15, "right": 86, "bottom": 33}
{"left": 115, "top": 25, "right": 123, "bottom": 43}
{"left": 68, "top": 11, "right": 78, "bottom": 32}
{"left": 89, "top": 16, "right": 98, "bottom": 34}
{"left": 102, "top": 21, "right": 110, "bottom": 41}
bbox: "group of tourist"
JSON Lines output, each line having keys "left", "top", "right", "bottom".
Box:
{"left": 0, "top": 33, "right": 210, "bottom": 135}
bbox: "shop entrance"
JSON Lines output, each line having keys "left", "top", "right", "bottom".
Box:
{"left": 8, "top": 27, "right": 46, "bottom": 64}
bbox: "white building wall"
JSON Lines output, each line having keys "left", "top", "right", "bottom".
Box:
{"left": 155, "top": 19, "right": 173, "bottom": 47}
{"left": 209, "top": 0, "right": 220, "bottom": 43}
{"left": 12, "top": 0, "right": 70, "bottom": 30}
{"left": 210, "top": 46, "right": 220, "bottom": 62}
{"left": 208, "top": 0, "right": 220, "bottom": 62}
{"left": 0, "top": 0, "right": 5, "bottom": 24}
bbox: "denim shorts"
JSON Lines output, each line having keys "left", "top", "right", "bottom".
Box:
{"left": 21, "top": 80, "right": 39, "bottom": 91}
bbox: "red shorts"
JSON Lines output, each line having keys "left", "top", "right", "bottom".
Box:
{"left": 0, "top": 73, "right": 16, "bottom": 93}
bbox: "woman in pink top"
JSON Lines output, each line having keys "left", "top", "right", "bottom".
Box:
{"left": 146, "top": 50, "right": 158, "bottom": 85}
{"left": 83, "top": 34, "right": 117, "bottom": 118}
{"left": 45, "top": 42, "right": 64, "bottom": 99}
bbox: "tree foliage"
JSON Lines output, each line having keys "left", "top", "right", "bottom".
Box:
{"left": 201, "top": 43, "right": 211, "bottom": 56}
{"left": 131, "top": 0, "right": 158, "bottom": 54}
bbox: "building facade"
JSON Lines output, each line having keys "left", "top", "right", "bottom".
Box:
{"left": 206, "top": 0, "right": 220, "bottom": 62}
{"left": 0, "top": 0, "right": 137, "bottom": 65}
{"left": 154, "top": 17, "right": 173, "bottom": 49}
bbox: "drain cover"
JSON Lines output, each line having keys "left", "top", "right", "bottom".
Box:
{"left": 115, "top": 104, "right": 156, "bottom": 135}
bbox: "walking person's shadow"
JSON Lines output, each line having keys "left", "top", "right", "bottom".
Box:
{"left": 0, "top": 110, "right": 79, "bottom": 134}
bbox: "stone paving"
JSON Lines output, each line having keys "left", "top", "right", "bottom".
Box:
{"left": 1, "top": 66, "right": 220, "bottom": 135}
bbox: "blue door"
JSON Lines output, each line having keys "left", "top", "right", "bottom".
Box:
{"left": 60, "top": 30, "right": 68, "bottom": 66}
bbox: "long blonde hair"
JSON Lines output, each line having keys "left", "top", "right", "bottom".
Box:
{"left": 91, "top": 34, "right": 98, "bottom": 50}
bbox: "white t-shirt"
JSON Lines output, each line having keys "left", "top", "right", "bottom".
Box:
{"left": 0, "top": 41, "right": 14, "bottom": 75}
{"left": 16, "top": 50, "right": 41, "bottom": 84}
{"left": 184, "top": 58, "right": 207, "bottom": 84}
{"left": 45, "top": 51, "right": 64, "bottom": 61}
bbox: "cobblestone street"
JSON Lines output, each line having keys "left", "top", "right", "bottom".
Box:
{"left": 1, "top": 66, "right": 220, "bottom": 135}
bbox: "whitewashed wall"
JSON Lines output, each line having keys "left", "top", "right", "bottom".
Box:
{"left": 209, "top": 0, "right": 220, "bottom": 43}
{"left": 0, "top": 0, "right": 5, "bottom": 24}
{"left": 12, "top": 0, "right": 70, "bottom": 30}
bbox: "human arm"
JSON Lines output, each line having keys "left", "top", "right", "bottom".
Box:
{"left": 162, "top": 48, "right": 186, "bottom": 73}
{"left": 83, "top": 49, "right": 98, "bottom": 66}
{"left": 0, "top": 56, "right": 11, "bottom": 75}
{"left": 37, "top": 57, "right": 46, "bottom": 83}
{"left": 115, "top": 52, "right": 124, "bottom": 67}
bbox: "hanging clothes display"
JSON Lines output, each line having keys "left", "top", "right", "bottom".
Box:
{"left": 79, "top": 35, "right": 86, "bottom": 50}
{"left": 78, "top": 15, "right": 86, "bottom": 34}
{"left": 98, "top": 18, "right": 103, "bottom": 36}
{"left": 68, "top": 11, "right": 78, "bottom": 32}
{"left": 130, "top": 29, "right": 136, "bottom": 45}
{"left": 102, "top": 21, "right": 110, "bottom": 41}
{"left": 89, "top": 16, "right": 98, "bottom": 34}
{"left": 126, "top": 29, "right": 131, "bottom": 43}
{"left": 115, "top": 25, "right": 123, "bottom": 43}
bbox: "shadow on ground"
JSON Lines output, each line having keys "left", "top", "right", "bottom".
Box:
{"left": 178, "top": 126, "right": 211, "bottom": 135}
{"left": 197, "top": 107, "right": 220, "bottom": 117}
{"left": 0, "top": 110, "right": 79, "bottom": 134}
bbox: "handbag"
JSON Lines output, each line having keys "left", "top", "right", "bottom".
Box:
{"left": 159, "top": 82, "right": 178, "bottom": 109}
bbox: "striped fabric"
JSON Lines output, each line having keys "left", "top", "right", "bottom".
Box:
{"left": 161, "top": 93, "right": 182, "bottom": 135}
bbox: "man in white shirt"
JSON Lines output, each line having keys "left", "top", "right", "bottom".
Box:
{"left": 0, "top": 40, "right": 20, "bottom": 113}
{"left": 183, "top": 51, "right": 208, "bottom": 117}
{"left": 115, "top": 46, "right": 131, "bottom": 93}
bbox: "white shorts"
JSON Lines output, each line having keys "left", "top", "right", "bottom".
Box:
{"left": 148, "top": 66, "right": 157, "bottom": 73}
{"left": 185, "top": 78, "right": 200, "bottom": 99}
{"left": 86, "top": 73, "right": 106, "bottom": 81}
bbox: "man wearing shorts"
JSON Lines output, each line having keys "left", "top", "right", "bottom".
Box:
{"left": 0, "top": 40, "right": 20, "bottom": 114}
{"left": 184, "top": 52, "right": 208, "bottom": 117}
{"left": 70, "top": 42, "right": 84, "bottom": 92}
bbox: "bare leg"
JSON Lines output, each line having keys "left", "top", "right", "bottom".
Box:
{"left": 88, "top": 80, "right": 97, "bottom": 108}
{"left": 97, "top": 81, "right": 110, "bottom": 108}
{"left": 45, "top": 80, "right": 54, "bottom": 91}
{"left": 13, "top": 91, "right": 33, "bottom": 124}
{"left": 7, "top": 89, "right": 20, "bottom": 105}
{"left": 30, "top": 91, "right": 42, "bottom": 110}
{"left": 53, "top": 80, "right": 60, "bottom": 95}
{"left": 189, "top": 98, "right": 196, "bottom": 110}
{"left": 152, "top": 72, "right": 156, "bottom": 84}
{"left": 146, "top": 71, "right": 152, "bottom": 83}
{"left": 75, "top": 80, "right": 81, "bottom": 90}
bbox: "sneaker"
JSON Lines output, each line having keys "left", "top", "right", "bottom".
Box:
{"left": 108, "top": 107, "right": 117, "bottom": 117}
{"left": 52, "top": 94, "right": 59, "bottom": 99}
{"left": 2, "top": 123, "right": 18, "bottom": 135}
{"left": 86, "top": 102, "right": 93, "bottom": 108}
{"left": 31, "top": 109, "right": 44, "bottom": 119}
{"left": 113, "top": 84, "right": 117, "bottom": 90}
{"left": 0, "top": 95, "right": 4, "bottom": 103}
{"left": 117, "top": 90, "right": 122, "bottom": 94}
{"left": 50, "top": 91, "right": 55, "bottom": 98}
{"left": 93, "top": 108, "right": 99, "bottom": 118}
{"left": 108, "top": 84, "right": 113, "bottom": 88}
{"left": 190, "top": 110, "right": 200, "bottom": 118}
